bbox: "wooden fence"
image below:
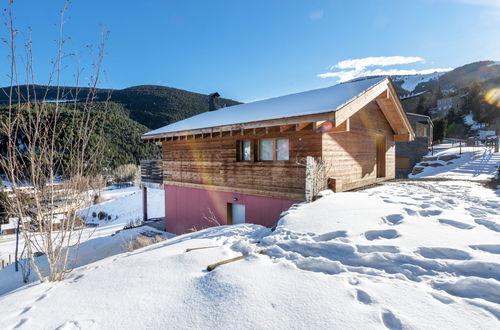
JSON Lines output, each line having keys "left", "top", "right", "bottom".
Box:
{"left": 1, "top": 254, "right": 13, "bottom": 269}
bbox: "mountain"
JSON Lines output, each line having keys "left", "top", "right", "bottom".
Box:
{"left": 392, "top": 72, "right": 447, "bottom": 95}
{"left": 0, "top": 101, "right": 161, "bottom": 170}
{"left": 392, "top": 61, "right": 500, "bottom": 95}
{"left": 0, "top": 85, "right": 240, "bottom": 130}
{"left": 0, "top": 85, "right": 240, "bottom": 169}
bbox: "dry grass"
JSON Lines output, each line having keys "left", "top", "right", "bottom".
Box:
{"left": 123, "top": 233, "right": 167, "bottom": 252}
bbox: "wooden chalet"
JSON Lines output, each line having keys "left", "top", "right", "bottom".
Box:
{"left": 142, "top": 77, "right": 414, "bottom": 234}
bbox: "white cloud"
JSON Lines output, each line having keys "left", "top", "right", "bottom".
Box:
{"left": 318, "top": 68, "right": 452, "bottom": 82}
{"left": 309, "top": 9, "right": 324, "bottom": 21}
{"left": 318, "top": 56, "right": 452, "bottom": 82}
{"left": 332, "top": 56, "right": 424, "bottom": 71}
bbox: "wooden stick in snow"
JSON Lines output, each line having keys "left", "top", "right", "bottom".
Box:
{"left": 207, "top": 254, "right": 246, "bottom": 272}
{"left": 185, "top": 246, "right": 219, "bottom": 253}
{"left": 206, "top": 249, "right": 266, "bottom": 272}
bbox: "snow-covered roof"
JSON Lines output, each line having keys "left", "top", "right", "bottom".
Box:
{"left": 143, "top": 76, "right": 387, "bottom": 137}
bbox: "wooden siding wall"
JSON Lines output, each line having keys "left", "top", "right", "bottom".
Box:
{"left": 323, "top": 101, "right": 395, "bottom": 191}
{"left": 161, "top": 129, "right": 322, "bottom": 200}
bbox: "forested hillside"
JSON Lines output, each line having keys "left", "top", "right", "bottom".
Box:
{"left": 0, "top": 84, "right": 239, "bottom": 170}
{"left": 0, "top": 85, "right": 240, "bottom": 130}
{"left": 0, "top": 102, "right": 160, "bottom": 171}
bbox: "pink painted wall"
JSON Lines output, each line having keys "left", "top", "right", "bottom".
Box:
{"left": 164, "top": 185, "right": 299, "bottom": 234}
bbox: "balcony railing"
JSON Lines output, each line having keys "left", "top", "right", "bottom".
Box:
{"left": 140, "top": 160, "right": 163, "bottom": 184}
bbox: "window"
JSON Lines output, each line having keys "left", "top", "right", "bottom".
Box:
{"left": 241, "top": 140, "right": 251, "bottom": 161}
{"left": 277, "top": 139, "right": 289, "bottom": 160}
{"left": 258, "top": 138, "right": 289, "bottom": 161}
{"left": 259, "top": 139, "right": 274, "bottom": 161}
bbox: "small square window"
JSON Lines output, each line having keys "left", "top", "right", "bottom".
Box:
{"left": 242, "top": 140, "right": 251, "bottom": 161}
{"left": 259, "top": 139, "right": 274, "bottom": 161}
{"left": 277, "top": 139, "right": 289, "bottom": 160}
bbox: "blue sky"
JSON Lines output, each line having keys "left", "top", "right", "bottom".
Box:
{"left": 3, "top": 0, "right": 500, "bottom": 102}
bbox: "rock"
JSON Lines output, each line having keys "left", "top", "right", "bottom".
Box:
{"left": 412, "top": 167, "right": 424, "bottom": 175}
{"left": 447, "top": 162, "right": 454, "bottom": 165}
{"left": 438, "top": 155, "right": 460, "bottom": 162}
{"left": 429, "top": 163, "right": 444, "bottom": 167}
{"left": 423, "top": 156, "right": 438, "bottom": 161}
{"left": 420, "top": 162, "right": 430, "bottom": 167}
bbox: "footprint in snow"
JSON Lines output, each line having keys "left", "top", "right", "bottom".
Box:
{"left": 348, "top": 277, "right": 360, "bottom": 285}
{"left": 420, "top": 203, "right": 432, "bottom": 209}
{"left": 382, "top": 214, "right": 404, "bottom": 225}
{"left": 380, "top": 309, "right": 403, "bottom": 330}
{"left": 35, "top": 294, "right": 48, "bottom": 302}
{"left": 13, "top": 318, "right": 30, "bottom": 329}
{"left": 19, "top": 306, "right": 33, "bottom": 316}
{"left": 355, "top": 289, "right": 373, "bottom": 305}
{"left": 70, "top": 274, "right": 85, "bottom": 283}
{"left": 364, "top": 229, "right": 399, "bottom": 241}
{"left": 438, "top": 219, "right": 473, "bottom": 230}
{"left": 469, "top": 244, "right": 500, "bottom": 254}
{"left": 418, "top": 209, "right": 442, "bottom": 217}
{"left": 474, "top": 219, "right": 500, "bottom": 233}
{"left": 313, "top": 230, "right": 347, "bottom": 242}
{"left": 403, "top": 208, "right": 417, "bottom": 216}
{"left": 55, "top": 320, "right": 96, "bottom": 330}
{"left": 417, "top": 247, "right": 471, "bottom": 260}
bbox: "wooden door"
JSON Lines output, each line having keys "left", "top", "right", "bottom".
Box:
{"left": 376, "top": 135, "right": 386, "bottom": 178}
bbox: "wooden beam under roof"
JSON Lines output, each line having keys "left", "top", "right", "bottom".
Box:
{"left": 295, "top": 122, "right": 313, "bottom": 131}
{"left": 328, "top": 119, "right": 350, "bottom": 133}
{"left": 394, "top": 133, "right": 411, "bottom": 142}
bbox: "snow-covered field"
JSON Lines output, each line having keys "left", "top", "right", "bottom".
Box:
{"left": 0, "top": 150, "right": 499, "bottom": 329}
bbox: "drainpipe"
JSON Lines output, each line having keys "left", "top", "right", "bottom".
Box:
{"left": 142, "top": 186, "right": 148, "bottom": 222}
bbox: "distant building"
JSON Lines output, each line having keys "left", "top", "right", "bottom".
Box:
{"left": 433, "top": 96, "right": 464, "bottom": 117}
{"left": 396, "top": 113, "right": 433, "bottom": 178}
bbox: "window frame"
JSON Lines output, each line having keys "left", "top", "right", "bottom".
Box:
{"left": 257, "top": 138, "right": 290, "bottom": 162}
{"left": 258, "top": 139, "right": 275, "bottom": 161}
{"left": 240, "top": 140, "right": 252, "bottom": 161}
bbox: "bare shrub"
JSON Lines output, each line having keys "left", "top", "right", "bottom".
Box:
{"left": 123, "top": 218, "right": 143, "bottom": 230}
{"left": 0, "top": 1, "right": 109, "bottom": 282}
{"left": 113, "top": 164, "right": 139, "bottom": 186}
{"left": 303, "top": 156, "right": 333, "bottom": 202}
{"left": 153, "top": 234, "right": 166, "bottom": 244}
{"left": 123, "top": 234, "right": 166, "bottom": 252}
{"left": 204, "top": 208, "right": 222, "bottom": 227}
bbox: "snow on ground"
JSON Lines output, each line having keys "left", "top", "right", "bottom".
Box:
{"left": 80, "top": 186, "right": 165, "bottom": 225}
{"left": 392, "top": 72, "right": 446, "bottom": 92}
{"left": 1, "top": 153, "right": 499, "bottom": 328}
{"left": 410, "top": 146, "right": 499, "bottom": 181}
{"left": 464, "top": 114, "right": 482, "bottom": 130}
{"left": 0, "top": 186, "right": 164, "bottom": 259}
{"left": 0, "top": 226, "right": 170, "bottom": 296}
{"left": 0, "top": 186, "right": 166, "bottom": 296}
